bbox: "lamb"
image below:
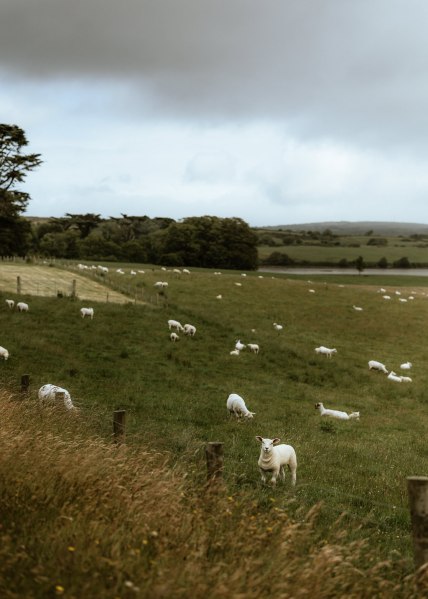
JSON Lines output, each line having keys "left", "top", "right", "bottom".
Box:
{"left": 368, "top": 360, "right": 388, "bottom": 374}
{"left": 387, "top": 371, "right": 402, "bottom": 383}
{"left": 353, "top": 305, "right": 363, "bottom": 311}
{"left": 80, "top": 307, "right": 94, "bottom": 319}
{"left": 5, "top": 299, "right": 14, "bottom": 309}
{"left": 168, "top": 319, "right": 184, "bottom": 332}
{"left": 315, "top": 346, "right": 337, "bottom": 358}
{"left": 400, "top": 376, "right": 412, "bottom": 383}
{"left": 247, "top": 343, "right": 260, "bottom": 354}
{"left": 183, "top": 324, "right": 196, "bottom": 336}
{"left": 38, "top": 384, "right": 76, "bottom": 410}
{"left": 400, "top": 362, "right": 412, "bottom": 370}
{"left": 235, "top": 340, "right": 246, "bottom": 351}
{"left": 273, "top": 323, "right": 283, "bottom": 332}
{"left": 170, "top": 332, "right": 180, "bottom": 342}
{"left": 382, "top": 295, "right": 391, "bottom": 300}
{"left": 230, "top": 349, "right": 240, "bottom": 356}
{"left": 256, "top": 436, "right": 297, "bottom": 487}
{"left": 0, "top": 346, "right": 9, "bottom": 360}
{"left": 227, "top": 393, "right": 255, "bottom": 419}
{"left": 315, "top": 402, "right": 360, "bottom": 420}
{"left": 16, "top": 302, "right": 29, "bottom": 312}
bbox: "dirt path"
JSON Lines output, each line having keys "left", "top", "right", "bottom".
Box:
{"left": 0, "top": 264, "right": 132, "bottom": 304}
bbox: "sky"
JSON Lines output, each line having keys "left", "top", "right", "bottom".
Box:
{"left": 2, "top": 0, "right": 428, "bottom": 227}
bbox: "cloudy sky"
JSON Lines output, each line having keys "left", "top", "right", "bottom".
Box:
{"left": 2, "top": 0, "right": 428, "bottom": 226}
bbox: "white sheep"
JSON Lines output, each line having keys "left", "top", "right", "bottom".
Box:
{"left": 400, "top": 362, "right": 412, "bottom": 370}
{"left": 182, "top": 269, "right": 191, "bottom": 274}
{"left": 16, "top": 302, "right": 29, "bottom": 312}
{"left": 273, "top": 323, "right": 283, "bottom": 332}
{"left": 247, "top": 343, "right": 260, "bottom": 354}
{"left": 5, "top": 299, "right": 14, "bottom": 309}
{"left": 80, "top": 307, "right": 94, "bottom": 319}
{"left": 38, "top": 384, "right": 76, "bottom": 411}
{"left": 400, "top": 376, "right": 412, "bottom": 383}
{"left": 315, "top": 402, "right": 360, "bottom": 420}
{"left": 368, "top": 360, "right": 388, "bottom": 374}
{"left": 382, "top": 295, "right": 391, "bottom": 300}
{"left": 256, "top": 436, "right": 297, "bottom": 487}
{"left": 216, "top": 294, "right": 222, "bottom": 299}
{"left": 387, "top": 371, "right": 402, "bottom": 383}
{"left": 170, "top": 332, "right": 180, "bottom": 342}
{"left": 315, "top": 346, "right": 337, "bottom": 358}
{"left": 183, "top": 324, "right": 196, "bottom": 336}
{"left": 235, "top": 340, "right": 246, "bottom": 351}
{"left": 0, "top": 346, "right": 9, "bottom": 360}
{"left": 168, "top": 319, "right": 184, "bottom": 332}
{"left": 353, "top": 305, "right": 363, "bottom": 311}
{"left": 230, "top": 349, "right": 240, "bottom": 356}
{"left": 227, "top": 393, "right": 255, "bottom": 419}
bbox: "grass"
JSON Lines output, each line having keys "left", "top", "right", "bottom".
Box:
{"left": 1, "top": 262, "right": 428, "bottom": 596}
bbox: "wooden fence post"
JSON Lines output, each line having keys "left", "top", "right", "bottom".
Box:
{"left": 407, "top": 476, "right": 428, "bottom": 569}
{"left": 71, "top": 279, "right": 77, "bottom": 299}
{"left": 21, "top": 374, "right": 30, "bottom": 392}
{"left": 17, "top": 275, "right": 21, "bottom": 294}
{"left": 113, "top": 409, "right": 126, "bottom": 444}
{"left": 205, "top": 442, "right": 224, "bottom": 486}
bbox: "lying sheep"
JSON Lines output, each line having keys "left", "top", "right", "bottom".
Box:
{"left": 368, "top": 360, "right": 388, "bottom": 374}
{"left": 247, "top": 343, "right": 260, "bottom": 354}
{"left": 16, "top": 302, "right": 29, "bottom": 312}
{"left": 183, "top": 324, "right": 196, "bottom": 336}
{"left": 230, "top": 349, "right": 240, "bottom": 356}
{"left": 0, "top": 346, "right": 9, "bottom": 360}
{"left": 168, "top": 319, "right": 184, "bottom": 332}
{"left": 400, "top": 361, "right": 412, "bottom": 370}
{"left": 227, "top": 393, "right": 255, "bottom": 419}
{"left": 256, "top": 436, "right": 297, "bottom": 487}
{"left": 400, "top": 376, "right": 412, "bottom": 383}
{"left": 80, "top": 307, "right": 94, "bottom": 319}
{"left": 315, "top": 402, "right": 359, "bottom": 420}
{"left": 38, "top": 384, "right": 76, "bottom": 410}
{"left": 315, "top": 346, "right": 337, "bottom": 358}
{"left": 5, "top": 299, "right": 14, "bottom": 309}
{"left": 387, "top": 371, "right": 403, "bottom": 382}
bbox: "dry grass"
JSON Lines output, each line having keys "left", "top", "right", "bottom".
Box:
{"left": 0, "top": 391, "right": 426, "bottom": 599}
{"left": 0, "top": 263, "right": 130, "bottom": 303}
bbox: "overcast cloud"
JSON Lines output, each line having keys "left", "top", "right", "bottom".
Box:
{"left": 1, "top": 0, "right": 428, "bottom": 226}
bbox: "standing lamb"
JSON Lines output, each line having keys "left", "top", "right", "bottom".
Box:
{"left": 227, "top": 393, "right": 255, "bottom": 419}
{"left": 315, "top": 346, "right": 337, "bottom": 358}
{"left": 256, "top": 436, "right": 297, "bottom": 487}
{"left": 80, "top": 307, "right": 94, "bottom": 319}
{"left": 170, "top": 332, "right": 180, "bottom": 342}
{"left": 38, "top": 384, "right": 76, "bottom": 410}
{"left": 247, "top": 343, "right": 260, "bottom": 354}
{"left": 16, "top": 302, "right": 29, "bottom": 312}
{"left": 5, "top": 299, "right": 14, "bottom": 309}
{"left": 315, "top": 402, "right": 360, "bottom": 420}
{"left": 0, "top": 346, "right": 9, "bottom": 360}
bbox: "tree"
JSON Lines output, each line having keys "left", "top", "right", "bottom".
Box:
{"left": 355, "top": 256, "right": 365, "bottom": 274}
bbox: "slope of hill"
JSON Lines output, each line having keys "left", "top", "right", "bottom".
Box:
{"left": 261, "top": 221, "right": 428, "bottom": 236}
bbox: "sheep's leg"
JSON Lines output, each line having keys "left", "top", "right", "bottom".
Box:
{"left": 279, "top": 465, "right": 285, "bottom": 481}
{"left": 270, "top": 470, "right": 278, "bottom": 486}
{"left": 289, "top": 463, "right": 297, "bottom": 486}
{"left": 259, "top": 468, "right": 267, "bottom": 484}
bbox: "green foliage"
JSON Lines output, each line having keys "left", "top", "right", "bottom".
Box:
{"left": 393, "top": 256, "right": 411, "bottom": 268}
{"left": 367, "top": 237, "right": 388, "bottom": 246}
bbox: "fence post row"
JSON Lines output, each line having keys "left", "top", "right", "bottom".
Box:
{"left": 113, "top": 409, "right": 126, "bottom": 444}
{"left": 17, "top": 275, "right": 21, "bottom": 294}
{"left": 407, "top": 476, "right": 428, "bottom": 570}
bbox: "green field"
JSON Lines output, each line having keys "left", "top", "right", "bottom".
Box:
{"left": 1, "top": 263, "right": 427, "bottom": 597}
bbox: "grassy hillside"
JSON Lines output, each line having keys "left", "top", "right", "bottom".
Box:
{"left": 1, "top": 263, "right": 427, "bottom": 596}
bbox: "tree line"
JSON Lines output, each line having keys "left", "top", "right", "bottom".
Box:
{"left": 0, "top": 124, "right": 258, "bottom": 270}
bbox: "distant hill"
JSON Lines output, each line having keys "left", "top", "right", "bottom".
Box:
{"left": 259, "top": 221, "right": 428, "bottom": 236}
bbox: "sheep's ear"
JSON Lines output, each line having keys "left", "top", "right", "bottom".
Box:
{"left": 272, "top": 438, "right": 281, "bottom": 445}
{"left": 255, "top": 436, "right": 263, "bottom": 443}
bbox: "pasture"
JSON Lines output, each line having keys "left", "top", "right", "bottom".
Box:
{"left": 1, "top": 263, "right": 427, "bottom": 597}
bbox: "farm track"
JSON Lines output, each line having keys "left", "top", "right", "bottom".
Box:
{"left": 0, "top": 264, "right": 132, "bottom": 304}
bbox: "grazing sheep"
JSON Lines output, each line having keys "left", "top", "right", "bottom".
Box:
{"left": 183, "top": 324, "right": 196, "bottom": 336}
{"left": 227, "top": 393, "right": 255, "bottom": 419}
{"left": 38, "top": 384, "right": 76, "bottom": 410}
{"left": 315, "top": 402, "right": 360, "bottom": 420}
{"left": 0, "top": 346, "right": 9, "bottom": 360}
{"left": 235, "top": 282, "right": 242, "bottom": 287}
{"left": 16, "top": 302, "right": 29, "bottom": 312}
{"left": 80, "top": 307, "right": 94, "bottom": 319}
{"left": 256, "top": 436, "right": 297, "bottom": 487}
{"left": 400, "top": 362, "right": 412, "bottom": 370}
{"left": 387, "top": 371, "right": 402, "bottom": 383}
{"left": 170, "top": 332, "right": 180, "bottom": 342}
{"left": 182, "top": 269, "right": 191, "bottom": 274}
{"left": 308, "top": 289, "right": 316, "bottom": 293}
{"left": 5, "top": 299, "right": 14, "bottom": 309}
{"left": 368, "top": 360, "right": 388, "bottom": 374}
{"left": 315, "top": 346, "right": 337, "bottom": 358}
{"left": 154, "top": 281, "right": 168, "bottom": 289}
{"left": 247, "top": 343, "right": 260, "bottom": 354}
{"left": 382, "top": 295, "right": 391, "bottom": 300}
{"left": 235, "top": 340, "right": 246, "bottom": 351}
{"left": 168, "top": 319, "right": 184, "bottom": 332}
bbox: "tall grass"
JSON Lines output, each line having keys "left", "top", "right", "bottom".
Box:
{"left": 0, "top": 392, "right": 426, "bottom": 599}
{"left": 1, "top": 264, "right": 428, "bottom": 595}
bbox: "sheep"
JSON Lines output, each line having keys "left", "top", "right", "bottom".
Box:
{"left": 382, "top": 295, "right": 391, "bottom": 300}
{"left": 0, "top": 346, "right": 9, "bottom": 360}
{"left": 256, "top": 436, "right": 297, "bottom": 487}
{"left": 80, "top": 307, "right": 94, "bottom": 319}
{"left": 400, "top": 362, "right": 412, "bottom": 370}
{"left": 168, "top": 319, "right": 184, "bottom": 332}
{"left": 315, "top": 346, "right": 337, "bottom": 358}
{"left": 368, "top": 360, "right": 388, "bottom": 374}
{"left": 315, "top": 402, "right": 359, "bottom": 420}
{"left": 235, "top": 282, "right": 242, "bottom": 287}
{"left": 230, "top": 349, "right": 240, "bottom": 356}
{"left": 235, "top": 340, "right": 246, "bottom": 351}
{"left": 38, "top": 384, "right": 76, "bottom": 411}
{"left": 182, "top": 268, "right": 191, "bottom": 274}
{"left": 154, "top": 281, "right": 168, "bottom": 289}
{"left": 16, "top": 302, "right": 29, "bottom": 312}
{"left": 247, "top": 343, "right": 260, "bottom": 354}
{"left": 353, "top": 305, "right": 363, "bottom": 311}
{"left": 227, "top": 393, "right": 255, "bottom": 419}
{"left": 216, "top": 294, "right": 222, "bottom": 299}
{"left": 400, "top": 376, "right": 412, "bottom": 383}
{"left": 5, "top": 299, "right": 14, "bottom": 309}
{"left": 308, "top": 289, "right": 316, "bottom": 293}
{"left": 183, "top": 324, "right": 196, "bottom": 337}
{"left": 273, "top": 322, "right": 283, "bottom": 332}
{"left": 170, "top": 332, "right": 180, "bottom": 342}
{"left": 387, "top": 371, "right": 402, "bottom": 383}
